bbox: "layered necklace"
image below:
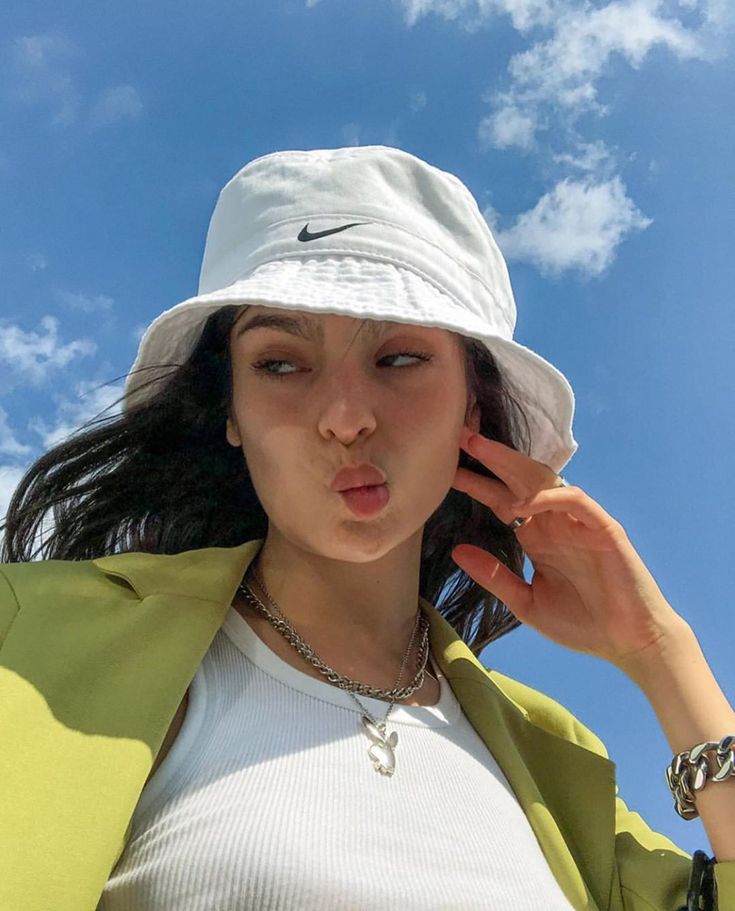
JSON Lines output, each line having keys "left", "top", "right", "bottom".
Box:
{"left": 236, "top": 563, "right": 432, "bottom": 777}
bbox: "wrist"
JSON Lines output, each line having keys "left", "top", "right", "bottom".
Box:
{"left": 615, "top": 614, "right": 695, "bottom": 690}
{"left": 618, "top": 617, "right": 735, "bottom": 756}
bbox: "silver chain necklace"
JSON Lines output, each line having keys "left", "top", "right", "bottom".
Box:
{"left": 236, "top": 564, "right": 432, "bottom": 777}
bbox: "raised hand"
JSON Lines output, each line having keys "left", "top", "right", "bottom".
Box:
{"left": 449, "top": 426, "right": 686, "bottom": 674}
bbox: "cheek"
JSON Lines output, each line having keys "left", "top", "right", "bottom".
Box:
{"left": 397, "top": 380, "right": 465, "bottom": 441}
{"left": 246, "top": 447, "right": 321, "bottom": 536}
{"left": 404, "top": 394, "right": 467, "bottom": 483}
{"left": 388, "top": 406, "right": 463, "bottom": 492}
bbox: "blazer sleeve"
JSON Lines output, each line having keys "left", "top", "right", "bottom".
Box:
{"left": 0, "top": 566, "right": 20, "bottom": 648}
{"left": 489, "top": 668, "right": 735, "bottom": 910}
{"left": 563, "top": 700, "right": 735, "bottom": 910}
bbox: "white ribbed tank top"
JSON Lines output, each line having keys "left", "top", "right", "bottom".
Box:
{"left": 97, "top": 606, "right": 576, "bottom": 910}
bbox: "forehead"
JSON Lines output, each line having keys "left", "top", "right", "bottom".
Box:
{"left": 232, "top": 305, "right": 451, "bottom": 344}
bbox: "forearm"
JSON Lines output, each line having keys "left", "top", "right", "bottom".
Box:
{"left": 620, "top": 616, "right": 735, "bottom": 862}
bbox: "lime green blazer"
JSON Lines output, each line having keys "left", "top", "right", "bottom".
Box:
{"left": 0, "top": 538, "right": 732, "bottom": 911}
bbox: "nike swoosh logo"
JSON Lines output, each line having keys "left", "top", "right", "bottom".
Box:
{"left": 297, "top": 222, "right": 369, "bottom": 242}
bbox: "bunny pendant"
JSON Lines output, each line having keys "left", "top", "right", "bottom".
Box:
{"left": 361, "top": 716, "right": 398, "bottom": 776}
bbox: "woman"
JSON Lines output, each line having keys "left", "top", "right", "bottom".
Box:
{"left": 0, "top": 145, "right": 732, "bottom": 911}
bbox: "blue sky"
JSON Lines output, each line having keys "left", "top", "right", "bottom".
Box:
{"left": 1, "top": 0, "right": 733, "bottom": 859}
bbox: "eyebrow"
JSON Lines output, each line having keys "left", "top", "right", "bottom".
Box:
{"left": 235, "top": 313, "right": 388, "bottom": 342}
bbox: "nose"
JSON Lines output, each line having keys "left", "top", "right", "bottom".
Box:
{"left": 316, "top": 387, "right": 379, "bottom": 446}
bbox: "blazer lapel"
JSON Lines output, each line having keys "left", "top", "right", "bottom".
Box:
{"left": 91, "top": 539, "right": 615, "bottom": 911}
{"left": 425, "top": 604, "right": 616, "bottom": 911}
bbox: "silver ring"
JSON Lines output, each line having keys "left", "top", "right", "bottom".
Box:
{"left": 508, "top": 474, "right": 569, "bottom": 531}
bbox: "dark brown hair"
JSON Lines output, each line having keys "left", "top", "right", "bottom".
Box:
{"left": 0, "top": 305, "right": 532, "bottom": 656}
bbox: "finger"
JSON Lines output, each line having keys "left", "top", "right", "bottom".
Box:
{"left": 460, "top": 431, "right": 556, "bottom": 500}
{"left": 510, "top": 486, "right": 612, "bottom": 531}
{"left": 451, "top": 543, "right": 532, "bottom": 619}
{"left": 451, "top": 467, "right": 518, "bottom": 523}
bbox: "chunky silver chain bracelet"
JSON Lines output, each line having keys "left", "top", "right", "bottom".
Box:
{"left": 665, "top": 734, "right": 735, "bottom": 820}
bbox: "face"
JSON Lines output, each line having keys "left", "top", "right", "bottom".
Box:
{"left": 226, "top": 304, "right": 480, "bottom": 561}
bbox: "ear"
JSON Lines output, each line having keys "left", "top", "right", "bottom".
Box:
{"left": 226, "top": 414, "right": 242, "bottom": 447}
{"left": 467, "top": 399, "right": 481, "bottom": 434}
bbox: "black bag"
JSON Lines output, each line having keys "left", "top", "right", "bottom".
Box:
{"left": 675, "top": 850, "right": 717, "bottom": 911}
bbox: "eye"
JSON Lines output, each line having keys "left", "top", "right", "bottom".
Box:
{"left": 250, "top": 351, "right": 433, "bottom": 380}
{"left": 380, "top": 351, "right": 433, "bottom": 368}
{"left": 250, "top": 358, "right": 299, "bottom": 379}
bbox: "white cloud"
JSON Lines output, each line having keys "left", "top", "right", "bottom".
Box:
{"left": 11, "top": 33, "right": 76, "bottom": 68}
{"left": 0, "top": 464, "right": 26, "bottom": 525}
{"left": 382, "top": 0, "right": 730, "bottom": 275}
{"left": 551, "top": 138, "right": 619, "bottom": 176}
{"left": 4, "top": 33, "right": 82, "bottom": 126}
{"left": 409, "top": 90, "right": 428, "bottom": 112}
{"left": 0, "top": 405, "right": 32, "bottom": 458}
{"left": 26, "top": 252, "right": 48, "bottom": 272}
{"left": 398, "top": 0, "right": 564, "bottom": 32}
{"left": 55, "top": 289, "right": 115, "bottom": 312}
{"left": 0, "top": 315, "right": 96, "bottom": 385}
{"left": 706, "top": 0, "right": 735, "bottom": 24}
{"left": 0, "top": 406, "right": 31, "bottom": 538}
{"left": 28, "top": 378, "right": 124, "bottom": 450}
{"left": 0, "top": 460, "right": 58, "bottom": 557}
{"left": 479, "top": 103, "right": 537, "bottom": 150}
{"left": 131, "top": 324, "right": 147, "bottom": 343}
{"left": 483, "top": 202, "right": 502, "bottom": 232}
{"left": 487, "top": 175, "right": 653, "bottom": 277}
{"left": 4, "top": 32, "right": 144, "bottom": 130}
{"left": 395, "top": 0, "right": 729, "bottom": 153}
{"left": 478, "top": 0, "right": 708, "bottom": 152}
{"left": 340, "top": 123, "right": 362, "bottom": 146}
{"left": 0, "top": 379, "right": 124, "bottom": 548}
{"left": 400, "top": 0, "right": 443, "bottom": 25}
{"left": 506, "top": 0, "right": 703, "bottom": 105}
{"left": 339, "top": 120, "right": 402, "bottom": 146}
{"left": 87, "top": 84, "right": 143, "bottom": 129}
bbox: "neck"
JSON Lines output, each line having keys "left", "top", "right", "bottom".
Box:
{"left": 245, "top": 530, "right": 425, "bottom": 670}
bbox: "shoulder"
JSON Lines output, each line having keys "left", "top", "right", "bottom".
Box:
{"left": 0, "top": 555, "right": 133, "bottom": 608}
{"left": 1, "top": 556, "right": 103, "bottom": 588}
{"left": 483, "top": 666, "right": 610, "bottom": 760}
{"left": 0, "top": 558, "right": 106, "bottom": 644}
{"left": 0, "top": 540, "right": 256, "bottom": 608}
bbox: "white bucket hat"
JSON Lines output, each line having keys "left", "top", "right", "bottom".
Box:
{"left": 126, "top": 145, "right": 577, "bottom": 473}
